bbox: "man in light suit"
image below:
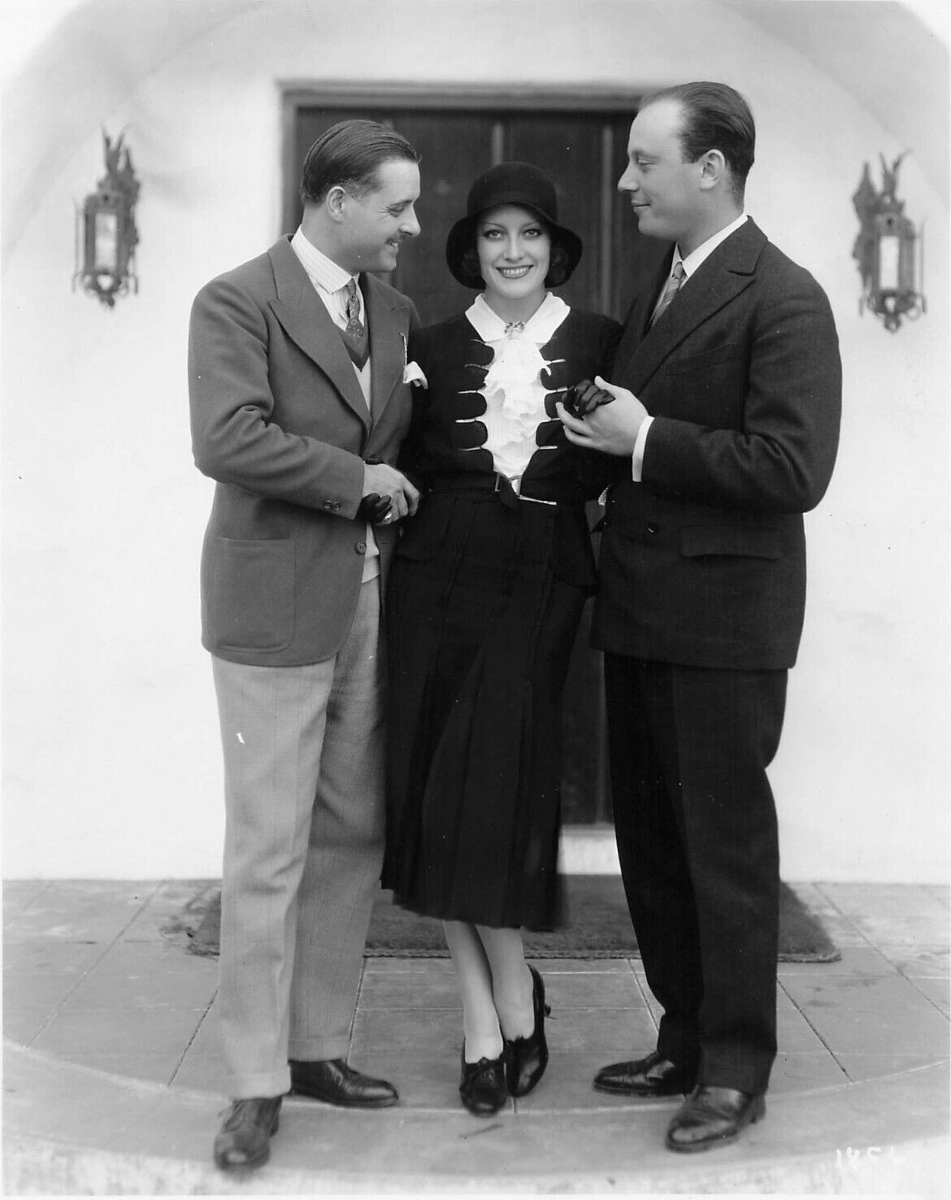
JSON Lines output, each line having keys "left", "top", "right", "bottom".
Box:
{"left": 189, "top": 119, "right": 422, "bottom": 1172}
{"left": 559, "top": 83, "right": 840, "bottom": 1152}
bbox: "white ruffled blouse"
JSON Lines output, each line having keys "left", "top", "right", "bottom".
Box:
{"left": 465, "top": 292, "right": 570, "bottom": 488}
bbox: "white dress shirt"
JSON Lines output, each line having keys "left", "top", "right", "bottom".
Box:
{"left": 465, "top": 292, "right": 570, "bottom": 492}
{"left": 290, "top": 226, "right": 380, "bottom": 578}
{"left": 632, "top": 213, "right": 749, "bottom": 481}
{"left": 290, "top": 226, "right": 371, "bottom": 397}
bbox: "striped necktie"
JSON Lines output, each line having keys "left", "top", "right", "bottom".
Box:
{"left": 650, "top": 260, "right": 686, "bottom": 326}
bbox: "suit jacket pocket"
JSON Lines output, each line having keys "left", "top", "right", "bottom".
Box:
{"left": 665, "top": 342, "right": 743, "bottom": 374}
{"left": 211, "top": 538, "right": 295, "bottom": 651}
{"left": 681, "top": 525, "right": 782, "bottom": 559}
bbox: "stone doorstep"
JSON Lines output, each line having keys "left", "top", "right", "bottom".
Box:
{"left": 3, "top": 1041, "right": 949, "bottom": 1196}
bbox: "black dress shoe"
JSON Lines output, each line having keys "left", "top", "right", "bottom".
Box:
{"left": 666, "top": 1085, "right": 766, "bottom": 1152}
{"left": 213, "top": 1096, "right": 282, "bottom": 1171}
{"left": 594, "top": 1049, "right": 697, "bottom": 1097}
{"left": 459, "top": 1044, "right": 509, "bottom": 1116}
{"left": 506, "top": 966, "right": 551, "bottom": 1097}
{"left": 289, "top": 1058, "right": 398, "bottom": 1108}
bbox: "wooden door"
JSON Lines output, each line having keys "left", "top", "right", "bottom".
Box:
{"left": 284, "top": 96, "right": 668, "bottom": 325}
{"left": 283, "top": 92, "right": 670, "bottom": 823}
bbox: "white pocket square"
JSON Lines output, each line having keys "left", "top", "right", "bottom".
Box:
{"left": 403, "top": 361, "right": 428, "bottom": 387}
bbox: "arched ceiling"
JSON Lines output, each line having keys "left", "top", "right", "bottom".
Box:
{"left": 2, "top": 0, "right": 270, "bottom": 258}
{"left": 721, "top": 1, "right": 948, "bottom": 196}
{"left": 2, "top": 0, "right": 948, "bottom": 261}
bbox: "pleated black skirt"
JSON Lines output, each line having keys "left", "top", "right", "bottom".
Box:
{"left": 382, "top": 490, "right": 587, "bottom": 931}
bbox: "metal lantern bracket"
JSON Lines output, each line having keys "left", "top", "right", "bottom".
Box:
{"left": 852, "top": 152, "right": 926, "bottom": 334}
{"left": 73, "top": 129, "right": 140, "bottom": 308}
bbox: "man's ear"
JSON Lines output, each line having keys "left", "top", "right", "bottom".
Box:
{"left": 325, "top": 184, "right": 348, "bottom": 221}
{"left": 698, "top": 149, "right": 727, "bottom": 191}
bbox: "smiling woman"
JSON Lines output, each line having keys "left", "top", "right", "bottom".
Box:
{"left": 474, "top": 207, "right": 552, "bottom": 321}
{"left": 381, "top": 161, "right": 622, "bottom": 1118}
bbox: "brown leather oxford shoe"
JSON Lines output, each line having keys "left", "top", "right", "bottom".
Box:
{"left": 593, "top": 1049, "right": 697, "bottom": 1097}
{"left": 665, "top": 1085, "right": 766, "bottom": 1152}
{"left": 289, "top": 1058, "right": 399, "bottom": 1107}
{"left": 213, "top": 1096, "right": 282, "bottom": 1171}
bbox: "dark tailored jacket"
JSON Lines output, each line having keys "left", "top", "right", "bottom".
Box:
{"left": 593, "top": 219, "right": 842, "bottom": 670}
{"left": 189, "top": 236, "right": 418, "bottom": 666}
{"left": 397, "top": 308, "right": 622, "bottom": 589}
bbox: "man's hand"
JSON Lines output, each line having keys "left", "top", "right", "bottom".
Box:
{"left": 356, "top": 493, "right": 393, "bottom": 524}
{"left": 556, "top": 375, "right": 648, "bottom": 456}
{"left": 363, "top": 461, "right": 420, "bottom": 522}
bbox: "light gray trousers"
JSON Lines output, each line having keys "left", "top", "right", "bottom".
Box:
{"left": 211, "top": 579, "right": 385, "bottom": 1099}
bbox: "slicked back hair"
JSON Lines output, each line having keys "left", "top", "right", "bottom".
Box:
{"left": 641, "top": 82, "right": 755, "bottom": 198}
{"left": 300, "top": 119, "right": 420, "bottom": 206}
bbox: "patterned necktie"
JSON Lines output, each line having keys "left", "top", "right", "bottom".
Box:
{"left": 340, "top": 278, "right": 369, "bottom": 369}
{"left": 344, "top": 278, "right": 364, "bottom": 339}
{"left": 650, "top": 260, "right": 686, "bottom": 326}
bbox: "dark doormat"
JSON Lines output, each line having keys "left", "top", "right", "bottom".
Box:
{"left": 164, "top": 876, "right": 839, "bottom": 963}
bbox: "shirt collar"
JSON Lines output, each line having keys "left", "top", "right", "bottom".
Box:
{"left": 467, "top": 291, "right": 569, "bottom": 344}
{"left": 677, "top": 212, "right": 748, "bottom": 280}
{"left": 290, "top": 226, "right": 357, "bottom": 295}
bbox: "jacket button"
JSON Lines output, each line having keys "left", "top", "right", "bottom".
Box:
{"left": 355, "top": 541, "right": 367, "bottom": 554}
{"left": 323, "top": 500, "right": 335, "bottom": 510}
{"left": 646, "top": 522, "right": 659, "bottom": 534}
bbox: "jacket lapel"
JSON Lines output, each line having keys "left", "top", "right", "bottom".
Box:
{"left": 614, "top": 249, "right": 673, "bottom": 374}
{"left": 266, "top": 238, "right": 371, "bottom": 431}
{"left": 363, "top": 275, "right": 409, "bottom": 421}
{"left": 620, "top": 220, "right": 766, "bottom": 394}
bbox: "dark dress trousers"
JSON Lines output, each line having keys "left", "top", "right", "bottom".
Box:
{"left": 594, "top": 219, "right": 841, "bottom": 1094}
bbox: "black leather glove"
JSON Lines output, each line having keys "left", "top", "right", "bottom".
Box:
{"left": 356, "top": 493, "right": 393, "bottom": 524}
{"left": 564, "top": 379, "right": 615, "bottom": 418}
{"left": 358, "top": 456, "right": 394, "bottom": 524}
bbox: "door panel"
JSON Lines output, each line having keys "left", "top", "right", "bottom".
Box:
{"left": 505, "top": 113, "right": 607, "bottom": 314}
{"left": 383, "top": 111, "right": 496, "bottom": 320}
{"left": 284, "top": 95, "right": 669, "bottom": 823}
{"left": 285, "top": 100, "right": 666, "bottom": 325}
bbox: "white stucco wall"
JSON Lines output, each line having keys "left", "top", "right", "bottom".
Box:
{"left": 2, "top": 0, "right": 948, "bottom": 880}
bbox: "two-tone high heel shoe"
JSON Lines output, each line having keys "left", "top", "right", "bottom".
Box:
{"left": 506, "top": 965, "right": 551, "bottom": 1097}
{"left": 459, "top": 1042, "right": 509, "bottom": 1116}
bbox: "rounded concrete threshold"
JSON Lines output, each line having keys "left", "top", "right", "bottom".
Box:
{"left": 3, "top": 1041, "right": 948, "bottom": 1195}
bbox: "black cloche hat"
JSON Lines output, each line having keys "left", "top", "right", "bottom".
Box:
{"left": 445, "top": 161, "right": 583, "bottom": 289}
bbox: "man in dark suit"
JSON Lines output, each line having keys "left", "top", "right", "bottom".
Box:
{"left": 189, "top": 120, "right": 422, "bottom": 1172}
{"left": 559, "top": 82, "right": 841, "bottom": 1152}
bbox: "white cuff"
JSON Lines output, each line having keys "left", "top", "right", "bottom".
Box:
{"left": 632, "top": 415, "right": 654, "bottom": 482}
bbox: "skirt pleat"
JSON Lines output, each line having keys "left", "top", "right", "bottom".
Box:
{"left": 382, "top": 494, "right": 586, "bottom": 930}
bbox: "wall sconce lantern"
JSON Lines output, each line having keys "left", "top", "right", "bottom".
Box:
{"left": 852, "top": 152, "right": 925, "bottom": 333}
{"left": 73, "top": 130, "right": 140, "bottom": 308}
